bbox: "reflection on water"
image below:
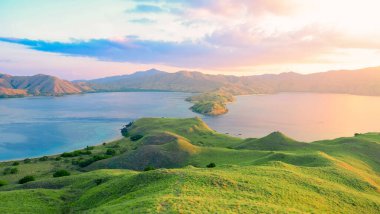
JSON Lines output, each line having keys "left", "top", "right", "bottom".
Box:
{"left": 204, "top": 93, "right": 380, "bottom": 141}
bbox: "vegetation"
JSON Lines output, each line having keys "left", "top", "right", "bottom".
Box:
{"left": 144, "top": 166, "right": 156, "bottom": 171}
{"left": 121, "top": 122, "right": 133, "bottom": 137}
{"left": 187, "top": 90, "right": 235, "bottom": 116}
{"left": 53, "top": 170, "right": 70, "bottom": 178}
{"left": 18, "top": 175, "right": 35, "bottom": 184}
{"left": 130, "top": 134, "right": 143, "bottom": 141}
{"left": 3, "top": 167, "right": 18, "bottom": 175}
{"left": 0, "top": 180, "right": 8, "bottom": 186}
{"left": 0, "top": 117, "right": 379, "bottom": 213}
{"left": 206, "top": 163, "right": 216, "bottom": 168}
{"left": 39, "top": 156, "right": 49, "bottom": 161}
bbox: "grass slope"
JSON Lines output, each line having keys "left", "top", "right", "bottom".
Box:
{"left": 0, "top": 117, "right": 379, "bottom": 213}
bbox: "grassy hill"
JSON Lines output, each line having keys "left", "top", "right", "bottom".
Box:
{"left": 0, "top": 117, "right": 380, "bottom": 213}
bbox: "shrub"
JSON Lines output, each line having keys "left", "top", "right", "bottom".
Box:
{"left": 39, "top": 156, "right": 49, "bottom": 161}
{"left": 94, "top": 178, "right": 104, "bottom": 186}
{"left": 55, "top": 157, "right": 62, "bottom": 161}
{"left": 10, "top": 168, "right": 18, "bottom": 174}
{"left": 130, "top": 134, "right": 143, "bottom": 141}
{"left": 24, "top": 158, "right": 31, "bottom": 164}
{"left": 78, "top": 154, "right": 111, "bottom": 167}
{"left": 3, "top": 167, "right": 18, "bottom": 175}
{"left": 144, "top": 166, "right": 156, "bottom": 171}
{"left": 206, "top": 163, "right": 216, "bottom": 168}
{"left": 0, "top": 180, "right": 8, "bottom": 187}
{"left": 102, "top": 142, "right": 107, "bottom": 146}
{"left": 19, "top": 175, "right": 35, "bottom": 184}
{"left": 53, "top": 170, "right": 71, "bottom": 178}
{"left": 12, "top": 162, "right": 20, "bottom": 166}
{"left": 106, "top": 149, "right": 116, "bottom": 156}
{"left": 61, "top": 150, "right": 91, "bottom": 158}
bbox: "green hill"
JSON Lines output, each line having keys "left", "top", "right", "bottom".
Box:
{"left": 0, "top": 117, "right": 380, "bottom": 213}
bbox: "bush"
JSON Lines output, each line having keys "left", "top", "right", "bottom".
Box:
{"left": 0, "top": 180, "right": 8, "bottom": 186}
{"left": 144, "top": 166, "right": 156, "bottom": 171}
{"left": 3, "top": 167, "right": 18, "bottom": 175}
{"left": 206, "top": 163, "right": 216, "bottom": 168}
{"left": 39, "top": 156, "right": 49, "bottom": 161}
{"left": 10, "top": 168, "right": 18, "bottom": 174}
{"left": 55, "top": 157, "right": 62, "bottom": 161}
{"left": 94, "top": 178, "right": 104, "bottom": 186}
{"left": 53, "top": 170, "right": 71, "bottom": 178}
{"left": 61, "top": 150, "right": 91, "bottom": 158}
{"left": 106, "top": 149, "right": 116, "bottom": 156}
{"left": 24, "top": 158, "right": 31, "bottom": 164}
{"left": 78, "top": 154, "right": 111, "bottom": 167}
{"left": 12, "top": 162, "right": 20, "bottom": 166}
{"left": 130, "top": 134, "right": 143, "bottom": 141}
{"left": 19, "top": 175, "right": 35, "bottom": 184}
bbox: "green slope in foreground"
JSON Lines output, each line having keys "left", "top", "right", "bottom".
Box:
{"left": 0, "top": 118, "right": 380, "bottom": 213}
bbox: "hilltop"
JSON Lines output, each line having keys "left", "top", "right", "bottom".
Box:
{"left": 0, "top": 117, "right": 379, "bottom": 213}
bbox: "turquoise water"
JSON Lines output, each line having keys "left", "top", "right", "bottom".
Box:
{"left": 1, "top": 92, "right": 380, "bottom": 160}
{"left": 0, "top": 92, "right": 197, "bottom": 160}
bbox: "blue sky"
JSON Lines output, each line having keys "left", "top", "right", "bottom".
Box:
{"left": 1, "top": 0, "right": 380, "bottom": 79}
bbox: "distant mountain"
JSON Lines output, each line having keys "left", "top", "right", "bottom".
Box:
{"left": 88, "top": 69, "right": 237, "bottom": 92}
{"left": 87, "top": 66, "right": 380, "bottom": 96}
{"left": 2, "top": 65, "right": 380, "bottom": 98}
{"left": 0, "top": 73, "right": 93, "bottom": 97}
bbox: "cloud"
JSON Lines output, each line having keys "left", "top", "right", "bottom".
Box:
{"left": 0, "top": 37, "right": 213, "bottom": 67}
{"left": 129, "top": 4, "right": 164, "bottom": 13}
{"left": 2, "top": 17, "right": 380, "bottom": 71}
{"left": 129, "top": 18, "right": 156, "bottom": 24}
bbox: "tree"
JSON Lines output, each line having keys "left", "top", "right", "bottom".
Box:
{"left": 53, "top": 170, "right": 71, "bottom": 178}
{"left": 207, "top": 163, "right": 216, "bottom": 168}
{"left": 19, "top": 175, "right": 35, "bottom": 184}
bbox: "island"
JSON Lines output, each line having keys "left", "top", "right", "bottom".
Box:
{"left": 0, "top": 117, "right": 379, "bottom": 213}
{"left": 186, "top": 89, "right": 235, "bottom": 116}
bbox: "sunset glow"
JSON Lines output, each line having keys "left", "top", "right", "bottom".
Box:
{"left": 1, "top": 0, "right": 380, "bottom": 79}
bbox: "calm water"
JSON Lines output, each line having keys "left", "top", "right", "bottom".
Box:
{"left": 0, "top": 92, "right": 197, "bottom": 160}
{"left": 205, "top": 93, "right": 380, "bottom": 141}
{"left": 1, "top": 92, "right": 380, "bottom": 160}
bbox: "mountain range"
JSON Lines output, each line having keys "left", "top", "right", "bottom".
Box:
{"left": 86, "top": 66, "right": 380, "bottom": 96}
{"left": 2, "top": 66, "right": 380, "bottom": 98}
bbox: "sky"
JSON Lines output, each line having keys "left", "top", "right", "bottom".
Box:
{"left": 1, "top": 0, "right": 380, "bottom": 80}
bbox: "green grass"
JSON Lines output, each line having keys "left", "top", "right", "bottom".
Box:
{"left": 0, "top": 117, "right": 380, "bottom": 213}
{"left": 186, "top": 90, "right": 234, "bottom": 116}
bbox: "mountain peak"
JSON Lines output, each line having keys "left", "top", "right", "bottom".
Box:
{"left": 133, "top": 68, "right": 166, "bottom": 76}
